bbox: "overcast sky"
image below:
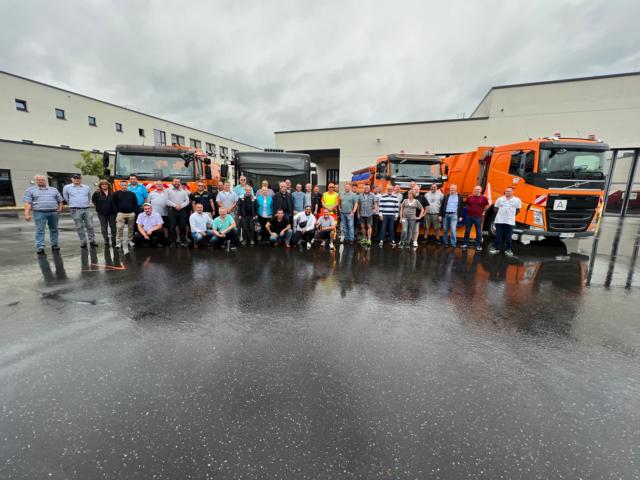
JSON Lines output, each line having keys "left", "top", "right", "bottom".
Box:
{"left": 1, "top": 0, "right": 639, "bottom": 147}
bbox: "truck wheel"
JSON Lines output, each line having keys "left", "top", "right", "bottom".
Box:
{"left": 484, "top": 212, "right": 496, "bottom": 238}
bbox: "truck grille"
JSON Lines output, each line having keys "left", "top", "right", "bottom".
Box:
{"left": 545, "top": 195, "right": 599, "bottom": 232}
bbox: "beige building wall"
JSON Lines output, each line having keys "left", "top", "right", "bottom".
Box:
{"left": 275, "top": 73, "right": 640, "bottom": 184}
{"left": 0, "top": 71, "right": 261, "bottom": 205}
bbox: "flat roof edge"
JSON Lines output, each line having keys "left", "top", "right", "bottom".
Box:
{"left": 275, "top": 116, "right": 489, "bottom": 134}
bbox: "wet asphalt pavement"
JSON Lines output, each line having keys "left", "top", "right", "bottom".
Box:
{"left": 1, "top": 213, "right": 639, "bottom": 479}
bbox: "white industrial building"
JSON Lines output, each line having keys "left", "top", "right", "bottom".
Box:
{"left": 275, "top": 72, "right": 640, "bottom": 217}
{"left": 0, "top": 71, "right": 259, "bottom": 206}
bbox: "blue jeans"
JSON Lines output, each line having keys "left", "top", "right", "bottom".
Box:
{"left": 442, "top": 213, "right": 458, "bottom": 246}
{"left": 379, "top": 215, "right": 396, "bottom": 242}
{"left": 192, "top": 231, "right": 213, "bottom": 243}
{"left": 70, "top": 208, "right": 96, "bottom": 243}
{"left": 340, "top": 213, "right": 354, "bottom": 241}
{"left": 463, "top": 216, "right": 482, "bottom": 246}
{"left": 269, "top": 229, "right": 293, "bottom": 245}
{"left": 493, "top": 223, "right": 514, "bottom": 251}
{"left": 34, "top": 210, "right": 59, "bottom": 249}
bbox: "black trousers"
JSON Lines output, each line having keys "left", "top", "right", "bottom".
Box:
{"left": 98, "top": 213, "right": 116, "bottom": 244}
{"left": 168, "top": 208, "right": 188, "bottom": 243}
{"left": 290, "top": 230, "right": 315, "bottom": 247}
{"left": 239, "top": 216, "right": 255, "bottom": 243}
{"left": 133, "top": 230, "right": 166, "bottom": 246}
{"left": 257, "top": 216, "right": 271, "bottom": 242}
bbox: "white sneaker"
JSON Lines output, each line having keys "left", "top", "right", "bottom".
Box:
{"left": 489, "top": 247, "right": 498, "bottom": 254}
{"left": 115, "top": 242, "right": 123, "bottom": 249}
{"left": 306, "top": 242, "right": 312, "bottom": 249}
{"left": 320, "top": 240, "right": 326, "bottom": 247}
{"left": 329, "top": 242, "right": 335, "bottom": 250}
{"left": 505, "top": 249, "right": 514, "bottom": 257}
{"left": 412, "top": 241, "right": 418, "bottom": 248}
{"left": 379, "top": 240, "right": 384, "bottom": 246}
{"left": 128, "top": 240, "right": 135, "bottom": 248}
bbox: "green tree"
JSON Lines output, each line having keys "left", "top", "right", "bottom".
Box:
{"left": 75, "top": 151, "right": 105, "bottom": 179}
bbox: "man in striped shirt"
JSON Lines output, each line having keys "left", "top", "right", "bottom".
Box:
{"left": 378, "top": 185, "right": 400, "bottom": 246}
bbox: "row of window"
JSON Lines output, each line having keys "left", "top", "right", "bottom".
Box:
{"left": 14, "top": 98, "right": 238, "bottom": 159}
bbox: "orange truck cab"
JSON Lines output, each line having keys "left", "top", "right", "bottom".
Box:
{"left": 351, "top": 153, "right": 445, "bottom": 193}
{"left": 103, "top": 144, "right": 226, "bottom": 193}
{"left": 441, "top": 135, "right": 609, "bottom": 239}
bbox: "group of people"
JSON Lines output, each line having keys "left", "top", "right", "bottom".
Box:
{"left": 22, "top": 174, "right": 522, "bottom": 256}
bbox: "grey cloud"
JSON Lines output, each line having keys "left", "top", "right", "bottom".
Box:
{"left": 1, "top": 0, "right": 639, "bottom": 147}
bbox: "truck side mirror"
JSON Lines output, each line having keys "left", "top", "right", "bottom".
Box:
{"left": 441, "top": 174, "right": 448, "bottom": 181}
{"left": 102, "top": 151, "right": 110, "bottom": 168}
{"left": 220, "top": 164, "right": 229, "bottom": 178}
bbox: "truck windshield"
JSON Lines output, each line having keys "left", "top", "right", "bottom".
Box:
{"left": 390, "top": 160, "right": 441, "bottom": 181}
{"left": 114, "top": 153, "right": 195, "bottom": 180}
{"left": 538, "top": 149, "right": 605, "bottom": 178}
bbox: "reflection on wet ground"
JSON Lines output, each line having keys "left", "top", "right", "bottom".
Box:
{"left": 0, "top": 215, "right": 639, "bottom": 479}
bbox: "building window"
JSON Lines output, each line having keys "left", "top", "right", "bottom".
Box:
{"left": 15, "top": 99, "right": 28, "bottom": 112}
{"left": 55, "top": 108, "right": 66, "bottom": 120}
{"left": 190, "top": 138, "right": 202, "bottom": 149}
{"left": 154, "top": 129, "right": 166, "bottom": 146}
{"left": 205, "top": 143, "right": 216, "bottom": 156}
{"left": 326, "top": 169, "right": 340, "bottom": 186}
{"left": 139, "top": 128, "right": 145, "bottom": 137}
{"left": 115, "top": 122, "right": 123, "bottom": 132}
{"left": 219, "top": 146, "right": 229, "bottom": 159}
{"left": 231, "top": 149, "right": 239, "bottom": 161}
{"left": 88, "top": 116, "right": 97, "bottom": 127}
{"left": 171, "top": 134, "right": 185, "bottom": 146}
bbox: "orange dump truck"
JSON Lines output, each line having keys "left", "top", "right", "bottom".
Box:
{"left": 441, "top": 135, "right": 609, "bottom": 239}
{"left": 351, "top": 152, "right": 445, "bottom": 193}
{"left": 103, "top": 144, "right": 226, "bottom": 193}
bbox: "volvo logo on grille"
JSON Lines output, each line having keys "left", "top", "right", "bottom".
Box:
{"left": 561, "top": 180, "right": 595, "bottom": 189}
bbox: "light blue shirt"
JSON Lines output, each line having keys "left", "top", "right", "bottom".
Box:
{"left": 22, "top": 186, "right": 63, "bottom": 211}
{"left": 62, "top": 183, "right": 91, "bottom": 208}
{"left": 445, "top": 194, "right": 459, "bottom": 213}
{"left": 291, "top": 191, "right": 306, "bottom": 212}
{"left": 128, "top": 183, "right": 148, "bottom": 206}
{"left": 234, "top": 184, "right": 253, "bottom": 198}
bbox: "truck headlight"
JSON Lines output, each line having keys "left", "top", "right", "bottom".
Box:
{"left": 533, "top": 209, "right": 544, "bottom": 226}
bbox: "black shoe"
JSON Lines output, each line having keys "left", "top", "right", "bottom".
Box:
{"left": 80, "top": 243, "right": 87, "bottom": 249}
{"left": 90, "top": 241, "right": 98, "bottom": 248}
{"left": 36, "top": 248, "right": 45, "bottom": 255}
{"left": 51, "top": 245, "right": 60, "bottom": 251}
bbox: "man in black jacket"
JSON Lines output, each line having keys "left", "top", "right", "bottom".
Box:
{"left": 438, "top": 184, "right": 464, "bottom": 248}
{"left": 237, "top": 185, "right": 257, "bottom": 245}
{"left": 273, "top": 181, "right": 294, "bottom": 223}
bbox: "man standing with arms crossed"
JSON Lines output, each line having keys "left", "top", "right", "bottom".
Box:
{"left": 63, "top": 174, "right": 97, "bottom": 249}
{"left": 23, "top": 174, "right": 64, "bottom": 255}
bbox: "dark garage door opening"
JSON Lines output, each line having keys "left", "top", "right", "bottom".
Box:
{"left": 288, "top": 149, "right": 340, "bottom": 191}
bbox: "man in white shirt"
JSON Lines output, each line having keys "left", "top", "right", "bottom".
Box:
{"left": 166, "top": 178, "right": 191, "bottom": 247}
{"left": 489, "top": 187, "right": 522, "bottom": 256}
{"left": 134, "top": 203, "right": 165, "bottom": 247}
{"left": 189, "top": 203, "right": 214, "bottom": 246}
{"left": 290, "top": 205, "right": 316, "bottom": 249}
